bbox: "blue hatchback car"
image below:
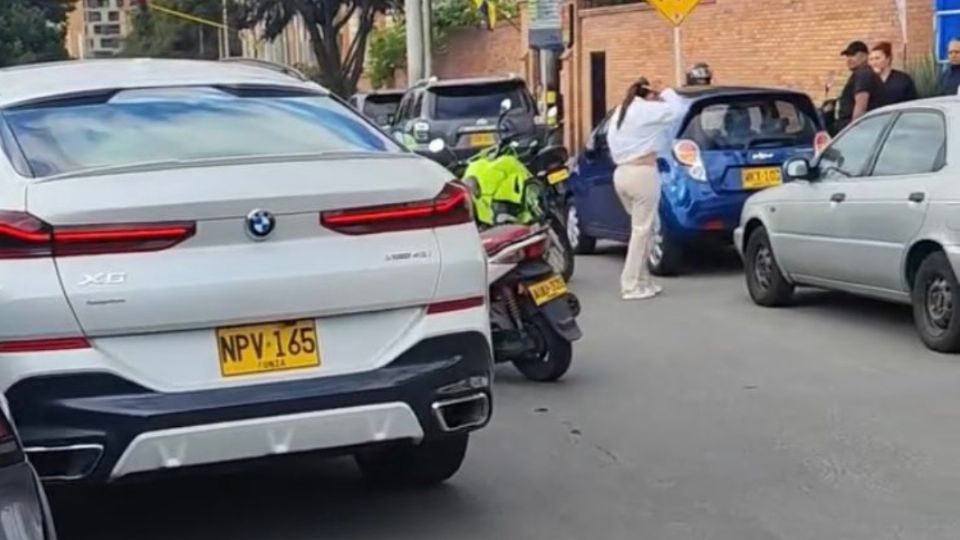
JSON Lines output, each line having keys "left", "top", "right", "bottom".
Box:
{"left": 566, "top": 86, "right": 828, "bottom": 275}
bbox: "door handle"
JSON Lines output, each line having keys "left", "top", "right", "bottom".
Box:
{"left": 908, "top": 192, "right": 926, "bottom": 203}
{"left": 830, "top": 193, "right": 846, "bottom": 203}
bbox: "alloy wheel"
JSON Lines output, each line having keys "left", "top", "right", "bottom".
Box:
{"left": 926, "top": 275, "right": 953, "bottom": 336}
{"left": 566, "top": 204, "right": 580, "bottom": 251}
{"left": 649, "top": 215, "right": 664, "bottom": 268}
{"left": 753, "top": 244, "right": 775, "bottom": 291}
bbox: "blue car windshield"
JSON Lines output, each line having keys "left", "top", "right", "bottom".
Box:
{"left": 679, "top": 96, "right": 818, "bottom": 151}
{"left": 2, "top": 86, "right": 402, "bottom": 178}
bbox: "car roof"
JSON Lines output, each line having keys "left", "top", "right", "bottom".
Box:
{"left": 0, "top": 58, "right": 326, "bottom": 108}
{"left": 416, "top": 75, "right": 525, "bottom": 90}
{"left": 676, "top": 85, "right": 811, "bottom": 101}
{"left": 362, "top": 89, "right": 406, "bottom": 97}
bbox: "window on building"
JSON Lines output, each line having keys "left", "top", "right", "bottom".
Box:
{"left": 86, "top": 11, "right": 102, "bottom": 21}
{"left": 936, "top": 0, "right": 960, "bottom": 62}
{"left": 85, "top": 0, "right": 107, "bottom": 8}
{"left": 108, "top": 11, "right": 119, "bottom": 21}
{"left": 102, "top": 24, "right": 121, "bottom": 35}
{"left": 580, "top": 0, "right": 646, "bottom": 10}
{"left": 100, "top": 37, "right": 120, "bottom": 49}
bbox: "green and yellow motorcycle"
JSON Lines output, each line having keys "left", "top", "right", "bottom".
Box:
{"left": 427, "top": 100, "right": 574, "bottom": 281}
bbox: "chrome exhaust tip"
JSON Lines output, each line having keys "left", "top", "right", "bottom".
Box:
{"left": 432, "top": 393, "right": 490, "bottom": 432}
{"left": 25, "top": 443, "right": 104, "bottom": 481}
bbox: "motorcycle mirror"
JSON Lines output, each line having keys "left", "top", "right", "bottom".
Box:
{"left": 428, "top": 138, "right": 447, "bottom": 153}
{"left": 546, "top": 106, "right": 558, "bottom": 121}
{"left": 500, "top": 98, "right": 513, "bottom": 113}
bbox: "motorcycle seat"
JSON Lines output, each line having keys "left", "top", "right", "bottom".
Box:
{"left": 480, "top": 224, "right": 533, "bottom": 255}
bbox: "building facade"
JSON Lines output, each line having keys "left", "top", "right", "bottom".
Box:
{"left": 66, "top": 0, "right": 133, "bottom": 58}
{"left": 561, "top": 0, "right": 935, "bottom": 148}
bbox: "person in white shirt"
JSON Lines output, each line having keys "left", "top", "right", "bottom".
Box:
{"left": 606, "top": 77, "right": 684, "bottom": 300}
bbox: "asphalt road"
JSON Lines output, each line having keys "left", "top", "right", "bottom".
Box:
{"left": 54, "top": 246, "right": 960, "bottom": 540}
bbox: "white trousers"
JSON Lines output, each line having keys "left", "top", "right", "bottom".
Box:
{"left": 613, "top": 163, "right": 661, "bottom": 294}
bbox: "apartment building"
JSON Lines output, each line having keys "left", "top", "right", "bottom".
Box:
{"left": 66, "top": 0, "right": 132, "bottom": 58}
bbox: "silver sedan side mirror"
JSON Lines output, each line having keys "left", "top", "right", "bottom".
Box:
{"left": 783, "top": 157, "right": 811, "bottom": 180}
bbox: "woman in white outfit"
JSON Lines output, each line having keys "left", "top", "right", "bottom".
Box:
{"left": 605, "top": 78, "right": 683, "bottom": 300}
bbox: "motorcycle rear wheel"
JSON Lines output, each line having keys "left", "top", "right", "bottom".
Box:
{"left": 512, "top": 313, "right": 572, "bottom": 382}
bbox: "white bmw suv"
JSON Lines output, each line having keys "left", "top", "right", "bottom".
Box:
{"left": 0, "top": 59, "right": 492, "bottom": 487}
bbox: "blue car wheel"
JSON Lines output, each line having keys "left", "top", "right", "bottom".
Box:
{"left": 649, "top": 213, "right": 684, "bottom": 276}
{"left": 566, "top": 200, "right": 596, "bottom": 255}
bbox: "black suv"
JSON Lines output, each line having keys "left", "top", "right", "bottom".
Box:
{"left": 390, "top": 75, "right": 540, "bottom": 160}
{"left": 349, "top": 89, "right": 406, "bottom": 128}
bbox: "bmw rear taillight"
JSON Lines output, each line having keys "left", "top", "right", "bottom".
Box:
{"left": 0, "top": 337, "right": 90, "bottom": 353}
{"left": 0, "top": 210, "right": 195, "bottom": 259}
{"left": 321, "top": 182, "right": 472, "bottom": 235}
{"left": 814, "top": 131, "right": 831, "bottom": 156}
{"left": 672, "top": 139, "right": 707, "bottom": 182}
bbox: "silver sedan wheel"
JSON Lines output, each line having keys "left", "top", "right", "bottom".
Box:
{"left": 926, "top": 276, "right": 953, "bottom": 335}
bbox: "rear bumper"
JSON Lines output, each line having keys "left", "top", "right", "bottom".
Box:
{"left": 6, "top": 332, "right": 493, "bottom": 484}
{"left": 661, "top": 177, "right": 751, "bottom": 241}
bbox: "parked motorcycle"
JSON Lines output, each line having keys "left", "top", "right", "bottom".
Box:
{"left": 480, "top": 223, "right": 581, "bottom": 382}
{"left": 429, "top": 99, "right": 575, "bottom": 281}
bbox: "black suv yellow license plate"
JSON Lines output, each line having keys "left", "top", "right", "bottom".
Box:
{"left": 528, "top": 275, "right": 568, "bottom": 306}
{"left": 468, "top": 132, "right": 496, "bottom": 147}
{"left": 217, "top": 320, "right": 320, "bottom": 377}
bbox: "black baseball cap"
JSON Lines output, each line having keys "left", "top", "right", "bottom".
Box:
{"left": 840, "top": 41, "right": 869, "bottom": 56}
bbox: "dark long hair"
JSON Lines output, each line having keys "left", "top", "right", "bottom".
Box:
{"left": 616, "top": 77, "right": 653, "bottom": 129}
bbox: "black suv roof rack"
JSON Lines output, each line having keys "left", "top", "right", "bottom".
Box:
{"left": 411, "top": 73, "right": 523, "bottom": 89}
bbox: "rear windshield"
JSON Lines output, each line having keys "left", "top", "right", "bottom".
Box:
{"left": 430, "top": 82, "right": 529, "bottom": 120}
{"left": 2, "top": 86, "right": 402, "bottom": 178}
{"left": 361, "top": 95, "right": 402, "bottom": 125}
{"left": 679, "top": 95, "right": 819, "bottom": 151}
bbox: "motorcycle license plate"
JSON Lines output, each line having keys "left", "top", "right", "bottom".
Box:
{"left": 527, "top": 275, "right": 568, "bottom": 306}
{"left": 547, "top": 168, "right": 570, "bottom": 185}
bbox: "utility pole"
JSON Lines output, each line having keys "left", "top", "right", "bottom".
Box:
{"left": 405, "top": 0, "right": 424, "bottom": 84}
{"left": 220, "top": 0, "right": 229, "bottom": 58}
{"left": 421, "top": 0, "right": 432, "bottom": 78}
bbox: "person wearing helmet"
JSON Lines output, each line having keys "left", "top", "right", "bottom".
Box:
{"left": 686, "top": 63, "right": 712, "bottom": 86}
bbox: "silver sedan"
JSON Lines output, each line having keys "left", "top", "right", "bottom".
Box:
{"left": 735, "top": 97, "right": 960, "bottom": 352}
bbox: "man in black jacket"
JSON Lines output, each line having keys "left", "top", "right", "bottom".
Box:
{"left": 939, "top": 38, "right": 960, "bottom": 95}
{"left": 836, "top": 41, "right": 883, "bottom": 132}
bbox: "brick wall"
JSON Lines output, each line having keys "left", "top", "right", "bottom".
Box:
{"left": 388, "top": 23, "right": 528, "bottom": 89}
{"left": 432, "top": 24, "right": 528, "bottom": 79}
{"left": 570, "top": 0, "right": 934, "bottom": 146}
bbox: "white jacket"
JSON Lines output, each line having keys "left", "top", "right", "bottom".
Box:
{"left": 606, "top": 89, "right": 684, "bottom": 165}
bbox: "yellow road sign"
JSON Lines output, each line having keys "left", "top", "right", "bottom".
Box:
{"left": 646, "top": 0, "right": 701, "bottom": 26}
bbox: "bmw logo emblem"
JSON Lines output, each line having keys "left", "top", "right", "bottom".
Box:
{"left": 246, "top": 209, "right": 276, "bottom": 240}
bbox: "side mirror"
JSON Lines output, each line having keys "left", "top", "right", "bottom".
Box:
{"left": 546, "top": 106, "right": 559, "bottom": 123}
{"left": 500, "top": 98, "right": 513, "bottom": 113}
{"left": 783, "top": 157, "right": 814, "bottom": 181}
{"left": 428, "top": 138, "right": 447, "bottom": 153}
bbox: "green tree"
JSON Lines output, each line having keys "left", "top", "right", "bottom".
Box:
{"left": 239, "top": 0, "right": 400, "bottom": 97}
{"left": 123, "top": 0, "right": 238, "bottom": 59}
{"left": 0, "top": 0, "right": 72, "bottom": 67}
